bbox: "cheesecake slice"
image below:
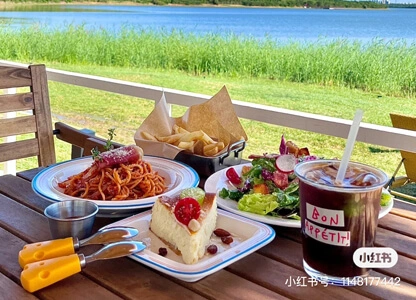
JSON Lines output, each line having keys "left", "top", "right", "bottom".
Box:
{"left": 150, "top": 193, "right": 217, "bottom": 264}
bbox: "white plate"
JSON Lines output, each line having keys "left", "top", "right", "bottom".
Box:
{"left": 32, "top": 156, "right": 199, "bottom": 217}
{"left": 101, "top": 209, "right": 275, "bottom": 282}
{"left": 379, "top": 191, "right": 394, "bottom": 219}
{"left": 204, "top": 164, "right": 394, "bottom": 228}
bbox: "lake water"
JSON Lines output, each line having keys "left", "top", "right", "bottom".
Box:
{"left": 1, "top": 5, "right": 415, "bottom": 44}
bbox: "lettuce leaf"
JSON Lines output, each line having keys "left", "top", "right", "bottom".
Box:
{"left": 380, "top": 189, "right": 393, "bottom": 206}
{"left": 237, "top": 193, "right": 279, "bottom": 215}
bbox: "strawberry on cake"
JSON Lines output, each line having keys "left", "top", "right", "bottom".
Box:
{"left": 150, "top": 191, "right": 217, "bottom": 264}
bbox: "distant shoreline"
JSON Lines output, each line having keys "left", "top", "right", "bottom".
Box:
{"left": 0, "top": 1, "right": 388, "bottom": 10}
{"left": 0, "top": 2, "right": 296, "bottom": 9}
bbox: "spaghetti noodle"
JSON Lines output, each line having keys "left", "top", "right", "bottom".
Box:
{"left": 58, "top": 146, "right": 167, "bottom": 201}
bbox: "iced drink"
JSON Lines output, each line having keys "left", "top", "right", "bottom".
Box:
{"left": 294, "top": 160, "right": 388, "bottom": 285}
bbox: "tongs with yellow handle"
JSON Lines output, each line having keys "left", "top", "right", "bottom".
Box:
{"left": 21, "top": 240, "right": 146, "bottom": 293}
{"left": 18, "top": 227, "right": 139, "bottom": 268}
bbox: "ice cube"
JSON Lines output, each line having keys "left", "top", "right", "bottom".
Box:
{"left": 350, "top": 172, "right": 378, "bottom": 187}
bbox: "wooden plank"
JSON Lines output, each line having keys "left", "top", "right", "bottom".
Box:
{"left": 227, "top": 252, "right": 370, "bottom": 300}
{"left": 29, "top": 64, "right": 56, "bottom": 167}
{"left": 54, "top": 122, "right": 123, "bottom": 153}
{"left": 54, "top": 122, "right": 96, "bottom": 147}
{"left": 0, "top": 66, "right": 31, "bottom": 88}
{"left": 0, "top": 92, "right": 34, "bottom": 113}
{"left": 85, "top": 258, "right": 205, "bottom": 300}
{"left": 390, "top": 113, "right": 416, "bottom": 182}
{"left": 35, "top": 276, "right": 125, "bottom": 300}
{"left": 0, "top": 139, "right": 39, "bottom": 163}
{"left": 163, "top": 269, "right": 286, "bottom": 300}
{"left": 0, "top": 228, "right": 33, "bottom": 285}
{"left": 0, "top": 194, "right": 51, "bottom": 242}
{"left": 350, "top": 271, "right": 416, "bottom": 300}
{"left": 391, "top": 199, "right": 416, "bottom": 220}
{"left": 0, "top": 115, "right": 37, "bottom": 138}
{"left": 0, "top": 175, "right": 50, "bottom": 214}
{"left": 0, "top": 273, "right": 39, "bottom": 300}
{"left": 246, "top": 236, "right": 407, "bottom": 299}
{"left": 378, "top": 213, "right": 416, "bottom": 239}
{"left": 259, "top": 233, "right": 302, "bottom": 268}
{"left": 16, "top": 167, "right": 45, "bottom": 181}
{"left": 378, "top": 254, "right": 416, "bottom": 286}
{"left": 393, "top": 198, "right": 416, "bottom": 212}
{"left": 274, "top": 226, "right": 302, "bottom": 243}
{"left": 88, "top": 255, "right": 288, "bottom": 299}
{"left": 375, "top": 228, "right": 416, "bottom": 259}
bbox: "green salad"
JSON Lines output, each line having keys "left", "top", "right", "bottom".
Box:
{"left": 219, "top": 135, "right": 315, "bottom": 220}
{"left": 219, "top": 135, "right": 393, "bottom": 221}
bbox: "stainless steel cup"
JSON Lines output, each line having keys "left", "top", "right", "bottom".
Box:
{"left": 44, "top": 200, "right": 99, "bottom": 239}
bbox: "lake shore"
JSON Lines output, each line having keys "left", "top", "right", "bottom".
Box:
{"left": 0, "top": 1, "right": 296, "bottom": 8}
{"left": 0, "top": 1, "right": 385, "bottom": 10}
{"left": 1, "top": 23, "right": 414, "bottom": 98}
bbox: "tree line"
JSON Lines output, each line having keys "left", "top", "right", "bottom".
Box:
{"left": 1, "top": 0, "right": 388, "bottom": 9}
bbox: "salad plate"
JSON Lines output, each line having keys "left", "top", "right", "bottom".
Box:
{"left": 32, "top": 156, "right": 199, "bottom": 217}
{"left": 101, "top": 209, "right": 275, "bottom": 282}
{"left": 204, "top": 164, "right": 394, "bottom": 228}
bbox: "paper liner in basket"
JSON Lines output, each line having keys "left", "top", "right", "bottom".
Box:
{"left": 134, "top": 86, "right": 247, "bottom": 159}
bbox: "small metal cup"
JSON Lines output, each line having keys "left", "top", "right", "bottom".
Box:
{"left": 44, "top": 200, "right": 99, "bottom": 239}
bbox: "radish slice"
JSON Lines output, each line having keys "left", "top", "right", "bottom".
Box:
{"left": 275, "top": 154, "right": 297, "bottom": 173}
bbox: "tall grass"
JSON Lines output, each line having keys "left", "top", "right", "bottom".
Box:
{"left": 0, "top": 24, "right": 415, "bottom": 97}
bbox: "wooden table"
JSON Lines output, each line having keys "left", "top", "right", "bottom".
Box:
{"left": 1, "top": 168, "right": 416, "bottom": 300}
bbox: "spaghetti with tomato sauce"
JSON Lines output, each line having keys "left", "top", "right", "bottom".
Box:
{"left": 57, "top": 145, "right": 167, "bottom": 201}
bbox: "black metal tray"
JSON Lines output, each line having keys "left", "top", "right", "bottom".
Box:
{"left": 174, "top": 140, "right": 245, "bottom": 178}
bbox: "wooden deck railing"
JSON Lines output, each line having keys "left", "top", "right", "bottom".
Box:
{"left": 1, "top": 59, "right": 415, "bottom": 156}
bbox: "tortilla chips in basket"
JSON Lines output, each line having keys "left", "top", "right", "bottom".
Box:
{"left": 134, "top": 86, "right": 247, "bottom": 175}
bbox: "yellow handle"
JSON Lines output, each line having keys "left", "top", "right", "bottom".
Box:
{"left": 18, "top": 237, "right": 75, "bottom": 268}
{"left": 20, "top": 254, "right": 81, "bottom": 293}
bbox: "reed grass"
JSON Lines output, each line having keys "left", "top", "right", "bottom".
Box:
{"left": 1, "top": 24, "right": 414, "bottom": 179}
{"left": 0, "top": 24, "right": 415, "bottom": 97}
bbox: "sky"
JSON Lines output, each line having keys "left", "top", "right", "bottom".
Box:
{"left": 390, "top": 0, "right": 416, "bottom": 3}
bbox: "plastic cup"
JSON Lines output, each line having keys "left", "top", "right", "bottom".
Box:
{"left": 44, "top": 200, "right": 99, "bottom": 239}
{"left": 294, "top": 159, "right": 388, "bottom": 286}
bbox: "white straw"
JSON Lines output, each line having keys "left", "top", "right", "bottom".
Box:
{"left": 335, "top": 109, "right": 364, "bottom": 184}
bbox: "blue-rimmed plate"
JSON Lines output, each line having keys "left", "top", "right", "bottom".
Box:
{"left": 32, "top": 156, "right": 199, "bottom": 217}
{"left": 101, "top": 209, "right": 275, "bottom": 282}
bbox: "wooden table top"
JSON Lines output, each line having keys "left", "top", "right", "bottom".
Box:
{"left": 1, "top": 167, "right": 416, "bottom": 300}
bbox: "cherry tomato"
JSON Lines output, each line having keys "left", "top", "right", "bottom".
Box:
{"left": 174, "top": 197, "right": 201, "bottom": 225}
{"left": 226, "top": 167, "right": 242, "bottom": 185}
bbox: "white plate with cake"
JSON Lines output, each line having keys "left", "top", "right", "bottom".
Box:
{"left": 102, "top": 206, "right": 275, "bottom": 282}
{"left": 32, "top": 148, "right": 199, "bottom": 217}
